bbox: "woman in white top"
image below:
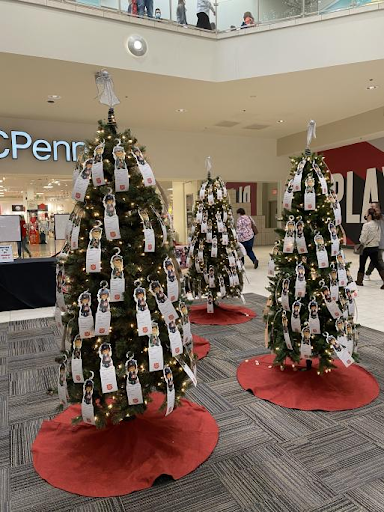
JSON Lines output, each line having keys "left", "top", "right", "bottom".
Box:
{"left": 196, "top": 0, "right": 215, "bottom": 30}
{"left": 356, "top": 208, "right": 384, "bottom": 288}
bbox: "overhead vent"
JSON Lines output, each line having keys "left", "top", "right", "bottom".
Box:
{"left": 214, "top": 120, "right": 240, "bottom": 128}
{"left": 244, "top": 123, "right": 269, "bottom": 130}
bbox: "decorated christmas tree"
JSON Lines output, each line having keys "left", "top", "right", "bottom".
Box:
{"left": 55, "top": 73, "right": 195, "bottom": 427}
{"left": 264, "top": 121, "right": 359, "bottom": 374}
{"left": 186, "top": 162, "right": 245, "bottom": 311}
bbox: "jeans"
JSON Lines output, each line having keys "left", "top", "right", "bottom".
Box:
{"left": 358, "top": 247, "right": 381, "bottom": 274}
{"left": 137, "top": 0, "right": 153, "bottom": 17}
{"left": 240, "top": 237, "right": 257, "bottom": 264}
{"left": 366, "top": 248, "right": 384, "bottom": 274}
{"left": 17, "top": 237, "right": 32, "bottom": 257}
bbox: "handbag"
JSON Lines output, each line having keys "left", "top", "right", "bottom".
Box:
{"left": 353, "top": 243, "right": 364, "bottom": 255}
{"left": 249, "top": 216, "right": 258, "bottom": 236}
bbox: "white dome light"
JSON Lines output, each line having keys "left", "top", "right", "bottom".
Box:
{"left": 127, "top": 35, "right": 148, "bottom": 57}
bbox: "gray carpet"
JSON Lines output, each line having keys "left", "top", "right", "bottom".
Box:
{"left": 1, "top": 293, "right": 384, "bottom": 512}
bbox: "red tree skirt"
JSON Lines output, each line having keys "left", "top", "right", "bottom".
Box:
{"left": 193, "top": 334, "right": 210, "bottom": 360}
{"left": 190, "top": 304, "right": 256, "bottom": 325}
{"left": 32, "top": 393, "right": 219, "bottom": 497}
{"left": 237, "top": 354, "right": 379, "bottom": 411}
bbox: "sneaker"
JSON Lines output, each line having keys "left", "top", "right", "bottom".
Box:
{"left": 253, "top": 260, "right": 259, "bottom": 269}
{"left": 364, "top": 274, "right": 371, "bottom": 281}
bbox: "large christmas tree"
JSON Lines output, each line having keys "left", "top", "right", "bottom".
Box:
{"left": 56, "top": 108, "right": 195, "bottom": 427}
{"left": 264, "top": 124, "right": 358, "bottom": 374}
{"left": 187, "top": 169, "right": 245, "bottom": 308}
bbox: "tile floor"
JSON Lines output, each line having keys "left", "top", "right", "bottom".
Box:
{"left": 1, "top": 246, "right": 383, "bottom": 332}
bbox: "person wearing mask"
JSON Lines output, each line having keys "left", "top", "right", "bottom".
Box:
{"left": 364, "top": 201, "right": 384, "bottom": 284}
{"left": 177, "top": 0, "right": 187, "bottom": 25}
{"left": 138, "top": 0, "right": 153, "bottom": 18}
{"left": 154, "top": 7, "right": 161, "bottom": 19}
{"left": 196, "top": 0, "right": 215, "bottom": 30}
{"left": 241, "top": 11, "right": 255, "bottom": 28}
{"left": 236, "top": 208, "right": 259, "bottom": 269}
{"left": 17, "top": 215, "right": 32, "bottom": 258}
{"left": 356, "top": 207, "right": 384, "bottom": 288}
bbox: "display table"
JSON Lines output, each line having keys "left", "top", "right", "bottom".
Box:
{"left": 0, "top": 258, "right": 55, "bottom": 311}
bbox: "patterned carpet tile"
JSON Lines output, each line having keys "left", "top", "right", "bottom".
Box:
{"left": 10, "top": 419, "right": 45, "bottom": 468}
{"left": 9, "top": 367, "right": 57, "bottom": 397}
{"left": 346, "top": 478, "right": 384, "bottom": 512}
{"left": 8, "top": 392, "right": 57, "bottom": 425}
{"left": 309, "top": 495, "right": 362, "bottom": 512}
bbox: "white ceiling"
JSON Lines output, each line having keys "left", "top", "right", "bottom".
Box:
{"left": 2, "top": 52, "right": 384, "bottom": 141}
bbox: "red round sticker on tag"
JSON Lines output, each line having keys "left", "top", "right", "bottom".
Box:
{"left": 99, "top": 328, "right": 105, "bottom": 334}
{"left": 87, "top": 418, "right": 92, "bottom": 423}
{"left": 97, "top": 178, "right": 101, "bottom": 184}
{"left": 148, "top": 244, "right": 152, "bottom": 250}
{"left": 76, "top": 376, "right": 81, "bottom": 381}
{"left": 154, "top": 363, "right": 159, "bottom": 369}
{"left": 133, "top": 398, "right": 138, "bottom": 403}
{"left": 120, "top": 185, "right": 124, "bottom": 190}
{"left": 111, "top": 231, "right": 116, "bottom": 238}
{"left": 114, "top": 294, "right": 120, "bottom": 300}
{"left": 75, "top": 193, "right": 80, "bottom": 199}
{"left": 169, "top": 315, "right": 174, "bottom": 320}
{"left": 85, "top": 331, "right": 90, "bottom": 337}
{"left": 309, "top": 204, "right": 313, "bottom": 209}
{"left": 143, "top": 327, "right": 148, "bottom": 333}
{"left": 335, "top": 312, "right": 339, "bottom": 317}
{"left": 171, "top": 296, "right": 175, "bottom": 301}
{"left": 176, "top": 348, "right": 180, "bottom": 354}
{"left": 148, "top": 178, "right": 153, "bottom": 184}
{"left": 91, "top": 264, "right": 96, "bottom": 270}
{"left": 107, "top": 384, "right": 112, "bottom": 390}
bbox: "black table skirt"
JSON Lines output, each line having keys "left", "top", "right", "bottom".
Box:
{"left": 0, "top": 258, "right": 56, "bottom": 311}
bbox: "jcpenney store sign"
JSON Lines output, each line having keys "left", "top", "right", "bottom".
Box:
{"left": 0, "top": 130, "right": 85, "bottom": 162}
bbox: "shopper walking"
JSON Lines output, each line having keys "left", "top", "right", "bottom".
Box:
{"left": 177, "top": 0, "right": 187, "bottom": 25}
{"left": 236, "top": 208, "right": 259, "bottom": 268}
{"left": 137, "top": 0, "right": 153, "bottom": 18}
{"left": 196, "top": 0, "right": 215, "bottom": 30}
{"left": 356, "top": 207, "right": 384, "bottom": 288}
{"left": 364, "top": 201, "right": 384, "bottom": 285}
{"left": 17, "top": 215, "right": 32, "bottom": 258}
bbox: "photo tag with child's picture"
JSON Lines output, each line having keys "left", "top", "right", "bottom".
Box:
{"left": 291, "top": 300, "right": 302, "bottom": 333}
{"left": 196, "top": 204, "right": 204, "bottom": 224}
{"left": 295, "top": 218, "right": 308, "bottom": 254}
{"left": 134, "top": 282, "right": 152, "bottom": 336}
{"left": 92, "top": 141, "right": 105, "bottom": 187}
{"left": 179, "top": 301, "right": 192, "bottom": 345}
{"left": 345, "top": 287, "right": 356, "bottom": 317}
{"left": 308, "top": 297, "right": 320, "bottom": 334}
{"left": 218, "top": 274, "right": 226, "bottom": 297}
{"left": 125, "top": 354, "right": 143, "bottom": 405}
{"left": 164, "top": 258, "right": 179, "bottom": 302}
{"left": 199, "top": 182, "right": 207, "bottom": 200}
{"left": 335, "top": 318, "right": 349, "bottom": 353}
{"left": 324, "top": 332, "right": 354, "bottom": 367}
{"left": 283, "top": 217, "right": 295, "bottom": 253}
{"left": 148, "top": 322, "right": 164, "bottom": 372}
{"left": 78, "top": 291, "right": 94, "bottom": 339}
{"left": 71, "top": 334, "right": 84, "bottom": 383}
{"left": 329, "top": 265, "right": 339, "bottom": 302}
{"left": 336, "top": 251, "right": 347, "bottom": 287}
{"left": 201, "top": 212, "right": 208, "bottom": 233}
{"left": 329, "top": 190, "right": 342, "bottom": 225}
{"left": 131, "top": 147, "right": 156, "bottom": 186}
{"left": 163, "top": 366, "right": 175, "bottom": 416}
{"left": 113, "top": 140, "right": 130, "bottom": 192}
{"left": 110, "top": 248, "right": 125, "bottom": 302}
{"left": 314, "top": 233, "right": 329, "bottom": 268}
{"left": 95, "top": 282, "right": 111, "bottom": 336}
{"left": 167, "top": 320, "right": 183, "bottom": 357}
{"left": 99, "top": 342, "right": 118, "bottom": 394}
{"left": 292, "top": 159, "right": 305, "bottom": 192}
{"left": 321, "top": 283, "right": 342, "bottom": 319}
{"left": 58, "top": 357, "right": 69, "bottom": 406}
{"left": 81, "top": 373, "right": 95, "bottom": 425}
{"left": 175, "top": 355, "right": 197, "bottom": 387}
{"left": 300, "top": 324, "right": 312, "bottom": 358}
{"left": 138, "top": 209, "right": 155, "bottom": 252}
{"left": 207, "top": 186, "right": 214, "bottom": 206}
{"left": 304, "top": 173, "right": 316, "bottom": 211}
{"left": 151, "top": 207, "right": 168, "bottom": 246}
{"left": 72, "top": 158, "right": 92, "bottom": 202}
{"left": 216, "top": 212, "right": 224, "bottom": 233}
{"left": 207, "top": 292, "right": 214, "bottom": 313}
{"left": 86, "top": 222, "right": 103, "bottom": 273}
{"left": 208, "top": 265, "right": 215, "bottom": 288}
{"left": 206, "top": 219, "right": 213, "bottom": 243}
{"left": 281, "top": 311, "right": 293, "bottom": 350}
{"left": 283, "top": 179, "right": 294, "bottom": 210}
{"left": 295, "top": 263, "right": 306, "bottom": 298}
{"left": 56, "top": 264, "right": 66, "bottom": 312}
{"left": 281, "top": 277, "right": 291, "bottom": 311}
{"left": 222, "top": 226, "right": 229, "bottom": 246}
{"left": 103, "top": 189, "right": 121, "bottom": 241}
{"left": 71, "top": 217, "right": 81, "bottom": 250}
{"left": 345, "top": 321, "right": 356, "bottom": 355}
{"left": 149, "top": 280, "right": 179, "bottom": 324}
{"left": 211, "top": 236, "right": 218, "bottom": 258}
{"left": 313, "top": 162, "right": 328, "bottom": 195}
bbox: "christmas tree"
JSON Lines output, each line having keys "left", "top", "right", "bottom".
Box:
{"left": 187, "top": 164, "right": 245, "bottom": 310}
{"left": 264, "top": 122, "right": 358, "bottom": 374}
{"left": 55, "top": 103, "right": 195, "bottom": 427}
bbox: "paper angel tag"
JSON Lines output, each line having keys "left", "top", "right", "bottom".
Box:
{"left": 195, "top": 258, "right": 203, "bottom": 273}
{"left": 99, "top": 342, "right": 118, "bottom": 394}
{"left": 113, "top": 141, "right": 130, "bottom": 192}
{"left": 283, "top": 217, "right": 295, "bottom": 253}
{"left": 216, "top": 212, "right": 224, "bottom": 233}
{"left": 283, "top": 179, "right": 294, "bottom": 210}
{"left": 329, "top": 266, "right": 339, "bottom": 301}
{"left": 346, "top": 269, "right": 358, "bottom": 297}
{"left": 132, "top": 147, "right": 156, "bottom": 186}
{"left": 56, "top": 264, "right": 66, "bottom": 312}
{"left": 329, "top": 190, "right": 342, "bottom": 225}
{"left": 167, "top": 321, "right": 183, "bottom": 356}
{"left": 300, "top": 325, "right": 312, "bottom": 358}
{"left": 326, "top": 333, "right": 354, "bottom": 367}
{"left": 125, "top": 356, "right": 143, "bottom": 405}
{"left": 345, "top": 322, "right": 357, "bottom": 354}
{"left": 164, "top": 366, "right": 175, "bottom": 416}
{"left": 295, "top": 218, "right": 308, "bottom": 254}
{"left": 336, "top": 251, "right": 347, "bottom": 287}
{"left": 313, "top": 162, "right": 328, "bottom": 195}
{"left": 134, "top": 283, "right": 152, "bottom": 336}
{"left": 78, "top": 291, "right": 94, "bottom": 338}
{"left": 223, "top": 210, "right": 228, "bottom": 223}
{"left": 81, "top": 377, "right": 95, "bottom": 425}
{"left": 328, "top": 221, "right": 340, "bottom": 257}
{"left": 164, "top": 258, "right": 179, "bottom": 302}
{"left": 196, "top": 204, "right": 204, "bottom": 224}
{"left": 65, "top": 217, "right": 73, "bottom": 242}
{"left": 103, "top": 190, "right": 121, "bottom": 241}
{"left": 208, "top": 265, "right": 215, "bottom": 288}
{"left": 72, "top": 158, "right": 92, "bottom": 202}
{"left": 207, "top": 186, "right": 214, "bottom": 206}
{"left": 211, "top": 237, "right": 218, "bottom": 257}
{"left": 218, "top": 274, "right": 226, "bottom": 297}
{"left": 71, "top": 220, "right": 81, "bottom": 250}
{"left": 304, "top": 173, "right": 316, "bottom": 211}
{"left": 58, "top": 360, "right": 68, "bottom": 406}
{"left": 308, "top": 298, "right": 321, "bottom": 334}
{"left": 71, "top": 335, "right": 84, "bottom": 383}
{"left": 295, "top": 263, "right": 306, "bottom": 298}
{"left": 282, "top": 311, "right": 293, "bottom": 350}
{"left": 281, "top": 278, "right": 290, "bottom": 311}
{"left": 203, "top": 266, "right": 209, "bottom": 285}
{"left": 222, "top": 228, "right": 229, "bottom": 246}
{"left": 110, "top": 250, "right": 125, "bottom": 302}
{"left": 86, "top": 223, "right": 103, "bottom": 273}
{"left": 292, "top": 159, "right": 305, "bottom": 192}
{"left": 151, "top": 207, "right": 168, "bottom": 246}
{"left": 92, "top": 141, "right": 105, "bottom": 187}
{"left": 139, "top": 209, "right": 155, "bottom": 252}
{"left": 199, "top": 182, "right": 207, "bottom": 200}
{"left": 207, "top": 292, "right": 214, "bottom": 313}
{"left": 95, "top": 283, "right": 111, "bottom": 336}
{"left": 149, "top": 281, "right": 179, "bottom": 324}
{"left": 345, "top": 287, "right": 355, "bottom": 317}
{"left": 321, "top": 284, "right": 342, "bottom": 319}
{"left": 291, "top": 300, "right": 302, "bottom": 333}
{"left": 175, "top": 356, "right": 197, "bottom": 387}
{"left": 148, "top": 322, "right": 164, "bottom": 372}
{"left": 314, "top": 233, "right": 329, "bottom": 268}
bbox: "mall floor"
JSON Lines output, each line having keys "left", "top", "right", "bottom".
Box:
{"left": 1, "top": 245, "right": 383, "bottom": 333}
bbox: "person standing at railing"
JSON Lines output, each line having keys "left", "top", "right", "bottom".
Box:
{"left": 138, "top": 0, "right": 153, "bottom": 18}
{"left": 127, "top": 0, "right": 138, "bottom": 15}
{"left": 177, "top": 0, "right": 187, "bottom": 25}
{"left": 196, "top": 0, "right": 215, "bottom": 30}
{"left": 241, "top": 11, "right": 255, "bottom": 28}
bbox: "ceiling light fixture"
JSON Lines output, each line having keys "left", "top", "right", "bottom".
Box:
{"left": 366, "top": 85, "right": 378, "bottom": 90}
{"left": 176, "top": 109, "right": 187, "bottom": 113}
{"left": 127, "top": 35, "right": 148, "bottom": 57}
{"left": 48, "top": 95, "right": 61, "bottom": 100}
{"left": 277, "top": 119, "right": 285, "bottom": 123}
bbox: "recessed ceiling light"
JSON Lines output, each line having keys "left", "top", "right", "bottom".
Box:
{"left": 176, "top": 109, "right": 187, "bottom": 113}
{"left": 277, "top": 119, "right": 285, "bottom": 123}
{"left": 48, "top": 95, "right": 61, "bottom": 100}
{"left": 250, "top": 95, "right": 257, "bottom": 98}
{"left": 127, "top": 35, "right": 148, "bottom": 57}
{"left": 366, "top": 85, "right": 378, "bottom": 90}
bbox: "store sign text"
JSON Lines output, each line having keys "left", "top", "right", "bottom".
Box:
{"left": 0, "top": 130, "right": 85, "bottom": 162}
